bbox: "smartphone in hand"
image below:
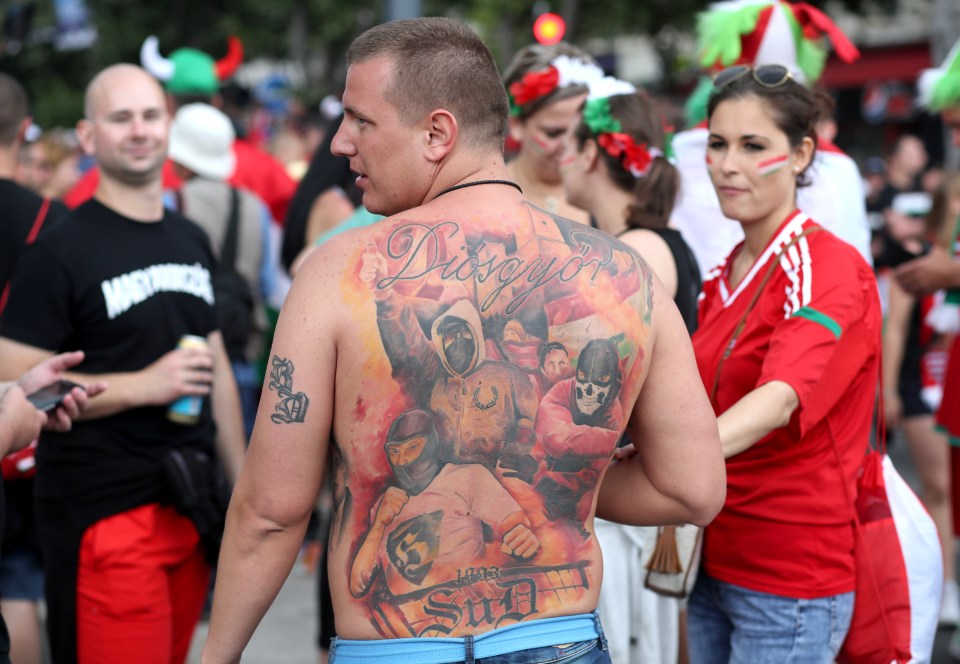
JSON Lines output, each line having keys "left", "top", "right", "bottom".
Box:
{"left": 26, "top": 379, "right": 85, "bottom": 412}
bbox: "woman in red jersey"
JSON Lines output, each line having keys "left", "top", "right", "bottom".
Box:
{"left": 687, "top": 64, "right": 882, "bottom": 664}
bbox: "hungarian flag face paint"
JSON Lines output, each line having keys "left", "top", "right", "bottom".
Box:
{"left": 757, "top": 155, "right": 788, "bottom": 177}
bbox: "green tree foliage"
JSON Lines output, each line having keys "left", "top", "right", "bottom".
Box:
{"left": 0, "top": 0, "right": 900, "bottom": 129}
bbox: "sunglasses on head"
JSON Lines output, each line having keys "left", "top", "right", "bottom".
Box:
{"left": 713, "top": 64, "right": 792, "bottom": 90}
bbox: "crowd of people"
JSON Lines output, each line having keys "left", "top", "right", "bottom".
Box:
{"left": 0, "top": 3, "right": 959, "bottom": 664}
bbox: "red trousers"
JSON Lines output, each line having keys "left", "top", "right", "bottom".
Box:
{"left": 76, "top": 503, "right": 210, "bottom": 664}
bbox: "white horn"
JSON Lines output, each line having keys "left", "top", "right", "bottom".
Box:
{"left": 140, "top": 36, "right": 174, "bottom": 82}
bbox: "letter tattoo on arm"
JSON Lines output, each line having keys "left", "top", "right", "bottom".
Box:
{"left": 268, "top": 355, "right": 310, "bottom": 424}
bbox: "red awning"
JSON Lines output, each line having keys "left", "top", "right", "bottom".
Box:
{"left": 820, "top": 42, "right": 932, "bottom": 88}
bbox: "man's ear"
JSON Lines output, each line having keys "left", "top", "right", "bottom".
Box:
{"left": 424, "top": 109, "right": 457, "bottom": 162}
{"left": 75, "top": 119, "right": 95, "bottom": 157}
{"left": 16, "top": 116, "right": 32, "bottom": 143}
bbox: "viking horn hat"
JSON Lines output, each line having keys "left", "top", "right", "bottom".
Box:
{"left": 696, "top": 0, "right": 859, "bottom": 85}
{"left": 140, "top": 35, "right": 244, "bottom": 95}
{"left": 917, "top": 36, "right": 960, "bottom": 112}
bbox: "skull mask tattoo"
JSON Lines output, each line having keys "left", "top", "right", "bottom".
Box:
{"left": 574, "top": 339, "right": 621, "bottom": 423}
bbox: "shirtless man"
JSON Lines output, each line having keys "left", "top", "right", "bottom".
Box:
{"left": 202, "top": 17, "right": 725, "bottom": 664}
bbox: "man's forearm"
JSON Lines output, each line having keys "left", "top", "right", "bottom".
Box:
{"left": 63, "top": 370, "right": 146, "bottom": 419}
{"left": 201, "top": 493, "right": 311, "bottom": 663}
{"left": 597, "top": 458, "right": 721, "bottom": 527}
{"left": 951, "top": 262, "right": 960, "bottom": 290}
{"left": 895, "top": 246, "right": 960, "bottom": 294}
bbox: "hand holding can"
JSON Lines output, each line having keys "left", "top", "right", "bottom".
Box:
{"left": 168, "top": 335, "right": 211, "bottom": 425}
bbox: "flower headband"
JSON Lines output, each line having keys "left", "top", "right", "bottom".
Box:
{"left": 582, "top": 96, "right": 663, "bottom": 179}
{"left": 508, "top": 55, "right": 605, "bottom": 116}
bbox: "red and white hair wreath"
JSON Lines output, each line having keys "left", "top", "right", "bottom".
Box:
{"left": 583, "top": 78, "right": 664, "bottom": 179}
{"left": 509, "top": 55, "right": 605, "bottom": 116}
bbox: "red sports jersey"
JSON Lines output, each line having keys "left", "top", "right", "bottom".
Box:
{"left": 693, "top": 210, "right": 881, "bottom": 598}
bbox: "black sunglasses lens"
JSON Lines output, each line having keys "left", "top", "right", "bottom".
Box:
{"left": 714, "top": 65, "right": 749, "bottom": 88}
{"left": 755, "top": 65, "right": 790, "bottom": 87}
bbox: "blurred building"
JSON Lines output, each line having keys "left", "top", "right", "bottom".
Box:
{"left": 820, "top": 0, "right": 957, "bottom": 168}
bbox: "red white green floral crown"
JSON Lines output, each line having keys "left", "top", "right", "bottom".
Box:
{"left": 918, "top": 36, "right": 960, "bottom": 112}
{"left": 582, "top": 80, "right": 666, "bottom": 179}
{"left": 508, "top": 55, "right": 605, "bottom": 116}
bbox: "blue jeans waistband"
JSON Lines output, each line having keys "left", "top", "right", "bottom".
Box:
{"left": 330, "top": 612, "right": 602, "bottom": 664}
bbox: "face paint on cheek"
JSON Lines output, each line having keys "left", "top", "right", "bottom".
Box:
{"left": 757, "top": 154, "right": 789, "bottom": 177}
{"left": 529, "top": 134, "right": 553, "bottom": 155}
{"left": 705, "top": 154, "right": 714, "bottom": 170}
{"left": 558, "top": 153, "right": 577, "bottom": 173}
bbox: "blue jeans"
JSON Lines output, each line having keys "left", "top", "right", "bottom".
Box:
{"left": 687, "top": 572, "right": 854, "bottom": 664}
{"left": 230, "top": 360, "right": 260, "bottom": 440}
{"left": 329, "top": 612, "right": 610, "bottom": 664}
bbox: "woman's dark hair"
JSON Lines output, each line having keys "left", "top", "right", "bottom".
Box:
{"left": 707, "top": 70, "right": 825, "bottom": 188}
{"left": 574, "top": 92, "right": 679, "bottom": 230}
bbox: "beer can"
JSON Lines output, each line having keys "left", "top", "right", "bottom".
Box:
{"left": 167, "top": 334, "right": 208, "bottom": 425}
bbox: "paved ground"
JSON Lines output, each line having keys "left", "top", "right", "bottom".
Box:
{"left": 187, "top": 559, "right": 320, "bottom": 664}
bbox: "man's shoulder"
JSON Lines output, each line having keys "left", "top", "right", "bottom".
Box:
{"left": 31, "top": 200, "right": 97, "bottom": 245}
{"left": 0, "top": 178, "right": 40, "bottom": 205}
{"left": 183, "top": 177, "right": 262, "bottom": 202}
{"left": 0, "top": 179, "right": 66, "bottom": 224}
{"left": 309, "top": 207, "right": 419, "bottom": 256}
{"left": 182, "top": 179, "right": 267, "bottom": 221}
{"left": 162, "top": 203, "right": 209, "bottom": 231}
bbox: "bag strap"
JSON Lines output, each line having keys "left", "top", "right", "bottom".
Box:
{"left": 710, "top": 225, "right": 821, "bottom": 403}
{"left": 875, "top": 354, "right": 887, "bottom": 456}
{"left": 826, "top": 380, "right": 898, "bottom": 652}
{"left": 0, "top": 197, "right": 52, "bottom": 315}
{"left": 25, "top": 197, "right": 51, "bottom": 244}
{"left": 823, "top": 270, "right": 886, "bottom": 506}
{"left": 220, "top": 187, "right": 241, "bottom": 271}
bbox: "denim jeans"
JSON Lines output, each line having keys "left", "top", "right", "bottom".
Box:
{"left": 329, "top": 612, "right": 611, "bottom": 664}
{"left": 687, "top": 572, "right": 854, "bottom": 664}
{"left": 230, "top": 360, "right": 260, "bottom": 440}
{"left": 472, "top": 637, "right": 610, "bottom": 663}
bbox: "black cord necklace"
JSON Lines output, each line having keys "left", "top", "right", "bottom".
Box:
{"left": 434, "top": 179, "right": 523, "bottom": 199}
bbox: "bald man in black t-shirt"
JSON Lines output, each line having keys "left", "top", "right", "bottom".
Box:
{"left": 0, "top": 65, "right": 246, "bottom": 664}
